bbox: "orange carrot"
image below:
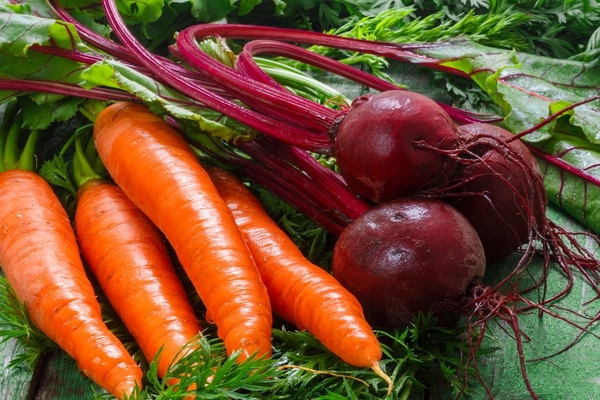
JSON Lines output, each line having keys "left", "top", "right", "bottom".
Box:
{"left": 205, "top": 166, "right": 390, "bottom": 386}
{"left": 93, "top": 102, "right": 273, "bottom": 361}
{"left": 0, "top": 170, "right": 143, "bottom": 399}
{"left": 74, "top": 178, "right": 203, "bottom": 378}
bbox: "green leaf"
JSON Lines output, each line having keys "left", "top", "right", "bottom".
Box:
{"left": 19, "top": 95, "right": 83, "bottom": 130}
{"left": 39, "top": 154, "right": 78, "bottom": 198}
{"left": 237, "top": 0, "right": 262, "bottom": 16}
{"left": 0, "top": 51, "right": 88, "bottom": 83}
{"left": 412, "top": 39, "right": 600, "bottom": 141}
{"left": 80, "top": 59, "right": 256, "bottom": 141}
{"left": 0, "top": 0, "right": 57, "bottom": 18}
{"left": 68, "top": 7, "right": 113, "bottom": 38}
{"left": 115, "top": 0, "right": 164, "bottom": 25}
{"left": 536, "top": 135, "right": 600, "bottom": 233}
{"left": 0, "top": 12, "right": 93, "bottom": 100}
{"left": 0, "top": 13, "right": 83, "bottom": 56}
{"left": 188, "top": 0, "right": 236, "bottom": 21}
{"left": 0, "top": 275, "right": 57, "bottom": 370}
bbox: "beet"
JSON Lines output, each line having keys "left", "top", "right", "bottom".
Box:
{"left": 331, "top": 197, "right": 485, "bottom": 329}
{"left": 333, "top": 90, "right": 460, "bottom": 203}
{"left": 441, "top": 123, "right": 547, "bottom": 263}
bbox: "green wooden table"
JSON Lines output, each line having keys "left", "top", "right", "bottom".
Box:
{"left": 1, "top": 342, "right": 100, "bottom": 399}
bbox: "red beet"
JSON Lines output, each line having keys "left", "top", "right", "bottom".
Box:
{"left": 333, "top": 90, "right": 460, "bottom": 203}
{"left": 441, "top": 123, "right": 547, "bottom": 263}
{"left": 331, "top": 197, "right": 486, "bottom": 329}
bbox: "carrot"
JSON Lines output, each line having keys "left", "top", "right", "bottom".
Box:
{"left": 68, "top": 131, "right": 204, "bottom": 379}
{"left": 93, "top": 102, "right": 273, "bottom": 361}
{"left": 204, "top": 166, "right": 391, "bottom": 390}
{"left": 74, "top": 177, "right": 204, "bottom": 378}
{"left": 0, "top": 102, "right": 142, "bottom": 399}
{"left": 0, "top": 170, "right": 143, "bottom": 399}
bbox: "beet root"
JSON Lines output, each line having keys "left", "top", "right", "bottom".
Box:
{"left": 333, "top": 90, "right": 460, "bottom": 203}
{"left": 331, "top": 197, "right": 486, "bottom": 329}
{"left": 441, "top": 123, "right": 547, "bottom": 263}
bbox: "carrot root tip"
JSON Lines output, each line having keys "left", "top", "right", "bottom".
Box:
{"left": 277, "top": 364, "right": 369, "bottom": 387}
{"left": 371, "top": 361, "right": 393, "bottom": 396}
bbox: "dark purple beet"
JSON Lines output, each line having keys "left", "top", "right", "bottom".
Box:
{"left": 333, "top": 90, "right": 460, "bottom": 203}
{"left": 442, "top": 123, "right": 547, "bottom": 263}
{"left": 331, "top": 197, "right": 485, "bottom": 329}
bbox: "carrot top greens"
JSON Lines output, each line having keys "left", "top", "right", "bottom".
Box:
{"left": 0, "top": 278, "right": 472, "bottom": 400}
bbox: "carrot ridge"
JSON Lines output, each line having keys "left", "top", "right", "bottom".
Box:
{"left": 205, "top": 166, "right": 383, "bottom": 368}
{"left": 75, "top": 178, "right": 203, "bottom": 378}
{"left": 93, "top": 102, "right": 273, "bottom": 361}
{"left": 0, "top": 170, "right": 142, "bottom": 399}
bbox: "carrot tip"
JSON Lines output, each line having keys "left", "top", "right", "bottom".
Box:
{"left": 277, "top": 364, "right": 369, "bottom": 387}
{"left": 371, "top": 361, "right": 393, "bottom": 396}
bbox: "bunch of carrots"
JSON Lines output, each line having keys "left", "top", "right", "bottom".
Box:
{"left": 0, "top": 100, "right": 391, "bottom": 399}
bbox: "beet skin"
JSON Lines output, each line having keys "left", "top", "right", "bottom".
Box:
{"left": 333, "top": 90, "right": 459, "bottom": 203}
{"left": 331, "top": 197, "right": 486, "bottom": 329}
{"left": 446, "top": 123, "right": 547, "bottom": 263}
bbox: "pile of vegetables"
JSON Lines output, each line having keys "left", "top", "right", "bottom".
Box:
{"left": 1, "top": 0, "right": 600, "bottom": 399}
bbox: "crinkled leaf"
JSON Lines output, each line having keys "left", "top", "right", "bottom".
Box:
{"left": 186, "top": 0, "right": 269, "bottom": 21}
{"left": 67, "top": 7, "right": 112, "bottom": 37}
{"left": 413, "top": 38, "right": 600, "bottom": 144}
{"left": 115, "top": 0, "right": 164, "bottom": 25}
{"left": 59, "top": 0, "right": 107, "bottom": 20}
{"left": 189, "top": 0, "right": 236, "bottom": 21}
{"left": 408, "top": 38, "right": 600, "bottom": 233}
{"left": 80, "top": 59, "right": 255, "bottom": 141}
{"left": 0, "top": 13, "right": 83, "bottom": 56}
{"left": 18, "top": 95, "right": 83, "bottom": 130}
{"left": 60, "top": 0, "right": 164, "bottom": 24}
{"left": 537, "top": 135, "right": 600, "bottom": 233}
{"left": 198, "top": 37, "right": 237, "bottom": 68}
{"left": 237, "top": 0, "right": 262, "bottom": 16}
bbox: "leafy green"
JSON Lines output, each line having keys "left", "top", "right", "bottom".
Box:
{"left": 292, "top": 7, "right": 600, "bottom": 235}
{"left": 295, "top": 7, "right": 528, "bottom": 79}
{"left": 0, "top": 13, "right": 82, "bottom": 55}
{"left": 81, "top": 59, "right": 254, "bottom": 140}
{"left": 536, "top": 136, "right": 600, "bottom": 233}
{"left": 0, "top": 265, "right": 472, "bottom": 399}
{"left": 398, "top": 39, "right": 600, "bottom": 233}
{"left": 270, "top": 1, "right": 599, "bottom": 112}
{"left": 0, "top": 12, "right": 90, "bottom": 108}
{"left": 257, "top": 0, "right": 600, "bottom": 61}
{"left": 0, "top": 11, "right": 255, "bottom": 139}
{"left": 0, "top": 275, "right": 58, "bottom": 369}
{"left": 408, "top": 39, "right": 600, "bottom": 139}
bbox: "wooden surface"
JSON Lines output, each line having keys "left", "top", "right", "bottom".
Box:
{"left": 1, "top": 338, "right": 35, "bottom": 399}
{"left": 0, "top": 343, "right": 100, "bottom": 400}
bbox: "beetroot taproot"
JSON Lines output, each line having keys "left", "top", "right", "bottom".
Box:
{"left": 439, "top": 123, "right": 547, "bottom": 263}
{"left": 331, "top": 197, "right": 485, "bottom": 329}
{"left": 333, "top": 90, "right": 460, "bottom": 203}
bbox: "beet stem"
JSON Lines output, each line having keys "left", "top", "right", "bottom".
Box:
{"left": 100, "top": 0, "right": 333, "bottom": 153}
